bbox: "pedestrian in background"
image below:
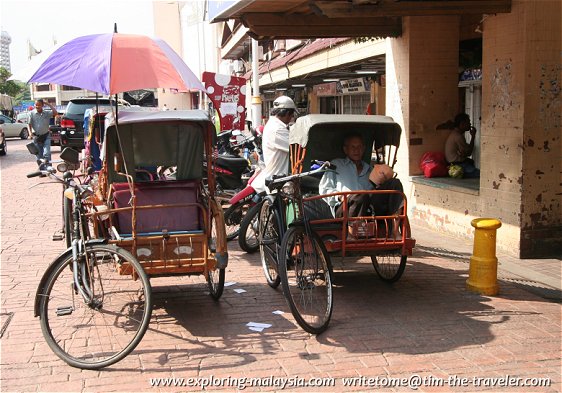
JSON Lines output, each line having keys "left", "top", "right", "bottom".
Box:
{"left": 28, "top": 99, "right": 57, "bottom": 169}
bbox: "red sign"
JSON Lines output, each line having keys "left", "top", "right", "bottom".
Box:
{"left": 202, "top": 72, "right": 246, "bottom": 132}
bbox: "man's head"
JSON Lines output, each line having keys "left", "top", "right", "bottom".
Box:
{"left": 35, "top": 99, "right": 45, "bottom": 113}
{"left": 271, "top": 96, "right": 297, "bottom": 125}
{"left": 342, "top": 133, "right": 365, "bottom": 163}
{"left": 454, "top": 113, "right": 471, "bottom": 132}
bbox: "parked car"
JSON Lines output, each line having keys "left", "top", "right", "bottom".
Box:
{"left": 16, "top": 112, "right": 30, "bottom": 124}
{"left": 0, "top": 125, "right": 6, "bottom": 156}
{"left": 0, "top": 114, "right": 29, "bottom": 139}
{"left": 50, "top": 112, "right": 64, "bottom": 147}
{"left": 60, "top": 97, "right": 129, "bottom": 150}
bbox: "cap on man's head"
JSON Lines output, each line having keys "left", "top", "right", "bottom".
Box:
{"left": 273, "top": 96, "right": 297, "bottom": 110}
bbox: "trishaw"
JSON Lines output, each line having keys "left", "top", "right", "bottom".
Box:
{"left": 34, "top": 109, "right": 228, "bottom": 369}
{"left": 259, "top": 114, "right": 416, "bottom": 334}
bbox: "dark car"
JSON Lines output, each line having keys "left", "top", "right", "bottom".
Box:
{"left": 60, "top": 97, "right": 129, "bottom": 150}
{"left": 50, "top": 112, "right": 64, "bottom": 147}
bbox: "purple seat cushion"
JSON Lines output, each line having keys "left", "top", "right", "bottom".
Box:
{"left": 112, "top": 180, "right": 201, "bottom": 234}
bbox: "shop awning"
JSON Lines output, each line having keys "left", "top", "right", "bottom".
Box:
{"left": 210, "top": 0, "right": 511, "bottom": 40}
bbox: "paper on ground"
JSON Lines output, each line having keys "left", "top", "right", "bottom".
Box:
{"left": 224, "top": 282, "right": 237, "bottom": 287}
{"left": 248, "top": 326, "right": 265, "bottom": 332}
{"left": 233, "top": 288, "right": 246, "bottom": 293}
{"left": 272, "top": 310, "right": 284, "bottom": 315}
{"left": 246, "top": 322, "right": 272, "bottom": 328}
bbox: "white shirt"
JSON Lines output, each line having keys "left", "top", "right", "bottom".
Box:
{"left": 252, "top": 116, "right": 290, "bottom": 193}
{"left": 319, "top": 157, "right": 373, "bottom": 215}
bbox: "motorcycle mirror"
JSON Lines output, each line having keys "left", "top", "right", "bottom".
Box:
{"left": 60, "top": 147, "right": 80, "bottom": 164}
{"left": 26, "top": 142, "right": 39, "bottom": 155}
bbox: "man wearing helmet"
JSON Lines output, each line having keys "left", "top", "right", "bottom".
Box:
{"left": 253, "top": 96, "right": 298, "bottom": 193}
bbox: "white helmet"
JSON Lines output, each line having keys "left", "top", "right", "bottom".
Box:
{"left": 273, "top": 95, "right": 297, "bottom": 110}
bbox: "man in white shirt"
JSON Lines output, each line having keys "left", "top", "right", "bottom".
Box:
{"left": 253, "top": 96, "right": 298, "bottom": 193}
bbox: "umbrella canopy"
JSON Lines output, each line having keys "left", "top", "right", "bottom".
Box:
{"left": 27, "top": 33, "right": 205, "bottom": 95}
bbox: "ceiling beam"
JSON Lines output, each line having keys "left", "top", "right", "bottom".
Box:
{"left": 241, "top": 14, "right": 401, "bottom": 39}
{"left": 314, "top": 0, "right": 512, "bottom": 17}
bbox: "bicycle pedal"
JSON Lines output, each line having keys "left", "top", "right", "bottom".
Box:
{"left": 56, "top": 306, "right": 73, "bottom": 316}
{"left": 52, "top": 233, "right": 64, "bottom": 241}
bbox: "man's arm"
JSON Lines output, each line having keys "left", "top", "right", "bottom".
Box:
{"left": 27, "top": 115, "right": 34, "bottom": 139}
{"left": 319, "top": 170, "right": 341, "bottom": 207}
{"left": 45, "top": 102, "right": 58, "bottom": 117}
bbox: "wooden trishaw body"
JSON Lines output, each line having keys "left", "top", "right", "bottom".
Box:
{"left": 88, "top": 109, "right": 228, "bottom": 284}
{"left": 289, "top": 114, "right": 415, "bottom": 273}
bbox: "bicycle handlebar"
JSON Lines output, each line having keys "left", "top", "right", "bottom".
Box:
{"left": 27, "top": 171, "right": 44, "bottom": 178}
{"left": 266, "top": 160, "right": 336, "bottom": 189}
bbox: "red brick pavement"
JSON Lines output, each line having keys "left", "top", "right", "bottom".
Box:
{"left": 1, "top": 140, "right": 560, "bottom": 392}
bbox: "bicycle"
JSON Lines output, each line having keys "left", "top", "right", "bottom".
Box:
{"left": 259, "top": 161, "right": 334, "bottom": 334}
{"left": 28, "top": 160, "right": 153, "bottom": 370}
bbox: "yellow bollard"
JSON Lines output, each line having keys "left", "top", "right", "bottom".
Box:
{"left": 466, "top": 218, "right": 502, "bottom": 295}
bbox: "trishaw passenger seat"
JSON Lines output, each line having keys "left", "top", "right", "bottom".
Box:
{"left": 303, "top": 198, "right": 342, "bottom": 230}
{"left": 111, "top": 180, "right": 202, "bottom": 235}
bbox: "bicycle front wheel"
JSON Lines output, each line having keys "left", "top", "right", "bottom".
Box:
{"left": 238, "top": 201, "right": 262, "bottom": 253}
{"left": 279, "top": 226, "right": 333, "bottom": 334}
{"left": 258, "top": 199, "right": 282, "bottom": 288}
{"left": 37, "top": 244, "right": 152, "bottom": 369}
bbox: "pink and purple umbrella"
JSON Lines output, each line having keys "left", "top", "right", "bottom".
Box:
{"left": 28, "top": 33, "right": 205, "bottom": 95}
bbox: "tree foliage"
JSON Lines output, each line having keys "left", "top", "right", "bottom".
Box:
{"left": 0, "top": 67, "right": 26, "bottom": 98}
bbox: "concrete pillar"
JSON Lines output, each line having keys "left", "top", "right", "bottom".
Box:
{"left": 482, "top": 0, "right": 561, "bottom": 257}
{"left": 386, "top": 16, "right": 460, "bottom": 181}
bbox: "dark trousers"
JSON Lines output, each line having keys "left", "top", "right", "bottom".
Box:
{"left": 335, "top": 178, "right": 404, "bottom": 218}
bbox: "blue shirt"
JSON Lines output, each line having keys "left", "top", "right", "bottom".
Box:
{"left": 29, "top": 110, "right": 54, "bottom": 135}
{"left": 319, "top": 157, "right": 373, "bottom": 215}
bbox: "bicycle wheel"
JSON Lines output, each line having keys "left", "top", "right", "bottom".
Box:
{"left": 38, "top": 244, "right": 152, "bottom": 369}
{"left": 238, "top": 201, "right": 262, "bottom": 253}
{"left": 279, "top": 226, "right": 333, "bottom": 334}
{"left": 207, "top": 205, "right": 226, "bottom": 300}
{"left": 224, "top": 201, "right": 248, "bottom": 241}
{"left": 371, "top": 252, "right": 407, "bottom": 283}
{"left": 258, "top": 199, "right": 281, "bottom": 288}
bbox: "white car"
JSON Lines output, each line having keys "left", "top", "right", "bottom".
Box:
{"left": 0, "top": 114, "right": 29, "bottom": 139}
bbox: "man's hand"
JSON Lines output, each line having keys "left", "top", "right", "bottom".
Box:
{"left": 469, "top": 126, "right": 477, "bottom": 137}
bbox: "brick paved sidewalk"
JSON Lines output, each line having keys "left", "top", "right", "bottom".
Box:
{"left": 1, "top": 140, "right": 560, "bottom": 392}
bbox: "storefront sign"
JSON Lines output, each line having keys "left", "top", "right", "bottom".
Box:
{"left": 202, "top": 72, "right": 246, "bottom": 132}
{"left": 339, "top": 78, "right": 369, "bottom": 94}
{"left": 313, "top": 82, "right": 337, "bottom": 97}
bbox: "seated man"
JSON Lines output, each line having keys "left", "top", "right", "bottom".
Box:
{"left": 444, "top": 113, "right": 480, "bottom": 178}
{"left": 319, "top": 133, "right": 404, "bottom": 218}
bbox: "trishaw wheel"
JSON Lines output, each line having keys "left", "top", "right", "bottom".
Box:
{"left": 224, "top": 201, "right": 248, "bottom": 241}
{"left": 279, "top": 226, "right": 333, "bottom": 334}
{"left": 371, "top": 252, "right": 407, "bottom": 283}
{"left": 258, "top": 199, "right": 281, "bottom": 288}
{"left": 238, "top": 201, "right": 262, "bottom": 253}
{"left": 207, "top": 201, "right": 226, "bottom": 300}
{"left": 38, "top": 244, "right": 152, "bottom": 370}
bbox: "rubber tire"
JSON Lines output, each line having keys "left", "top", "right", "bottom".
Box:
{"left": 38, "top": 244, "right": 152, "bottom": 369}
{"left": 371, "top": 253, "right": 407, "bottom": 283}
{"left": 279, "top": 226, "right": 333, "bottom": 334}
{"left": 0, "top": 140, "right": 6, "bottom": 156}
{"left": 238, "top": 201, "right": 262, "bottom": 253}
{"left": 223, "top": 200, "right": 248, "bottom": 241}
{"left": 207, "top": 205, "right": 226, "bottom": 300}
{"left": 20, "top": 128, "right": 29, "bottom": 139}
{"left": 258, "top": 199, "right": 282, "bottom": 288}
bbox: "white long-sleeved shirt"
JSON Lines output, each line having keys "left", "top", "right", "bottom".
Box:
{"left": 252, "top": 116, "right": 290, "bottom": 193}
{"left": 318, "top": 157, "right": 373, "bottom": 216}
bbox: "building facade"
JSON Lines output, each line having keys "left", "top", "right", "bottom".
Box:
{"left": 0, "top": 31, "right": 12, "bottom": 72}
